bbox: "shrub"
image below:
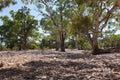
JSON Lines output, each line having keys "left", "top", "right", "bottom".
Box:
{"left": 29, "top": 43, "right": 39, "bottom": 49}
{"left": 0, "top": 45, "right": 8, "bottom": 51}
{"left": 12, "top": 46, "right": 18, "bottom": 50}
{"left": 82, "top": 41, "right": 92, "bottom": 50}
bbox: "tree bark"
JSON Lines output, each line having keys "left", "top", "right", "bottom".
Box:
{"left": 91, "top": 33, "right": 111, "bottom": 55}
{"left": 60, "top": 32, "right": 65, "bottom": 52}
{"left": 24, "top": 38, "right": 27, "bottom": 50}
{"left": 59, "top": 2, "right": 65, "bottom": 52}
{"left": 55, "top": 41, "right": 59, "bottom": 51}
{"left": 92, "top": 42, "right": 99, "bottom": 55}
{"left": 87, "top": 33, "right": 99, "bottom": 54}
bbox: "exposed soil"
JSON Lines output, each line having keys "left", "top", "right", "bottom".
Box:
{"left": 0, "top": 49, "right": 120, "bottom": 80}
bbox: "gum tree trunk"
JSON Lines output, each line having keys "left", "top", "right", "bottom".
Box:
{"left": 60, "top": 32, "right": 65, "bottom": 52}
{"left": 59, "top": 29, "right": 65, "bottom": 52}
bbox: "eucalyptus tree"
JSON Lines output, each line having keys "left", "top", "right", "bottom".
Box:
{"left": 74, "top": 0, "right": 120, "bottom": 54}
{"left": 22, "top": 0, "right": 74, "bottom": 52}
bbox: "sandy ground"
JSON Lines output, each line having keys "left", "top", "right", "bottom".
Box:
{"left": 0, "top": 49, "right": 120, "bottom": 80}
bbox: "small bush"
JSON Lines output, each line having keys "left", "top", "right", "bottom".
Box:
{"left": 12, "top": 46, "right": 18, "bottom": 50}
{"left": 29, "top": 43, "right": 39, "bottom": 49}
{"left": 82, "top": 41, "right": 92, "bottom": 50}
{"left": 0, "top": 45, "right": 8, "bottom": 51}
{"left": 68, "top": 45, "right": 73, "bottom": 49}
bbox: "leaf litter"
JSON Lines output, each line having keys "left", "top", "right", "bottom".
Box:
{"left": 0, "top": 49, "right": 120, "bottom": 80}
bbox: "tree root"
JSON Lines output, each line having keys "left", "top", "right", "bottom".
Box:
{"left": 92, "top": 49, "right": 111, "bottom": 55}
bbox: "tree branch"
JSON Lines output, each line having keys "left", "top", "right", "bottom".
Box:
{"left": 40, "top": 0, "right": 59, "bottom": 28}
{"left": 100, "top": 5, "right": 118, "bottom": 31}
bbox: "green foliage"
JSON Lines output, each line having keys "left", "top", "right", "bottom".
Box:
{"left": 71, "top": 13, "right": 92, "bottom": 34}
{"left": 20, "top": 0, "right": 119, "bottom": 49}
{"left": 0, "top": 0, "right": 16, "bottom": 11}
{"left": 82, "top": 41, "right": 92, "bottom": 50}
{"left": 0, "top": 6, "right": 39, "bottom": 50}
{"left": 98, "top": 41, "right": 104, "bottom": 48}
{"left": 12, "top": 46, "right": 18, "bottom": 50}
{"left": 0, "top": 45, "right": 8, "bottom": 51}
{"left": 68, "top": 45, "right": 73, "bottom": 49}
{"left": 65, "top": 37, "right": 76, "bottom": 49}
{"left": 103, "top": 34, "right": 120, "bottom": 48}
{"left": 110, "top": 34, "right": 120, "bottom": 48}
{"left": 29, "top": 43, "right": 39, "bottom": 49}
{"left": 74, "top": 0, "right": 88, "bottom": 6}
{"left": 38, "top": 34, "right": 58, "bottom": 49}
